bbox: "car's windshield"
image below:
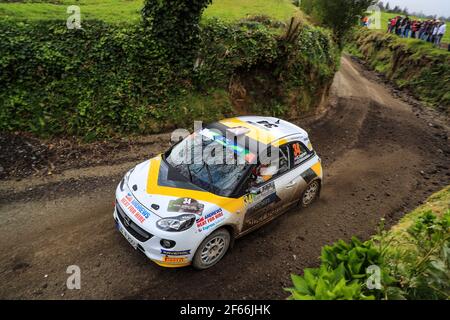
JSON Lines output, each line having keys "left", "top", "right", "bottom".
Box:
{"left": 165, "top": 129, "right": 255, "bottom": 197}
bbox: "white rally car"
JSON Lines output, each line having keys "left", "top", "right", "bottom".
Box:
{"left": 114, "top": 116, "right": 322, "bottom": 269}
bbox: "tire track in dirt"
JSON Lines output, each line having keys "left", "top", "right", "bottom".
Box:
{"left": 0, "top": 56, "right": 448, "bottom": 299}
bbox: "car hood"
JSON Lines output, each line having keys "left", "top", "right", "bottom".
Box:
{"left": 126, "top": 155, "right": 240, "bottom": 221}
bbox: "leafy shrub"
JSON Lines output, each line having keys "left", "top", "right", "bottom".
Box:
{"left": 142, "top": 0, "right": 212, "bottom": 69}
{"left": 0, "top": 18, "right": 338, "bottom": 139}
{"left": 287, "top": 186, "right": 450, "bottom": 300}
{"left": 381, "top": 210, "right": 450, "bottom": 299}
{"left": 286, "top": 237, "right": 393, "bottom": 300}
{"left": 286, "top": 264, "right": 375, "bottom": 300}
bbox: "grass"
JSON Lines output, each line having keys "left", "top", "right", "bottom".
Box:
{"left": 204, "top": 0, "right": 299, "bottom": 22}
{"left": 376, "top": 11, "right": 450, "bottom": 44}
{"left": 391, "top": 186, "right": 450, "bottom": 236}
{"left": 0, "top": 0, "right": 299, "bottom": 23}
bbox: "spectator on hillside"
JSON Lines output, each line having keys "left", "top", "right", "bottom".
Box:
{"left": 434, "top": 21, "right": 447, "bottom": 47}
{"left": 411, "top": 20, "right": 419, "bottom": 38}
{"left": 402, "top": 17, "right": 411, "bottom": 38}
{"left": 420, "top": 21, "right": 428, "bottom": 40}
{"left": 361, "top": 16, "right": 369, "bottom": 27}
{"left": 389, "top": 16, "right": 398, "bottom": 33}
{"left": 431, "top": 21, "right": 439, "bottom": 43}
{"left": 417, "top": 20, "right": 425, "bottom": 39}
{"left": 424, "top": 20, "right": 435, "bottom": 41}
{"left": 395, "top": 16, "right": 403, "bottom": 35}
{"left": 384, "top": 16, "right": 446, "bottom": 50}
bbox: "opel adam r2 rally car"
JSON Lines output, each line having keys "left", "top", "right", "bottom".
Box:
{"left": 114, "top": 116, "right": 323, "bottom": 269}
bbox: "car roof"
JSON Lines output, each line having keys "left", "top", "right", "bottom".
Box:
{"left": 212, "top": 116, "right": 309, "bottom": 146}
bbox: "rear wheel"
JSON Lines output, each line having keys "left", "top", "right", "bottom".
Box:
{"left": 192, "top": 229, "right": 230, "bottom": 270}
{"left": 301, "top": 180, "right": 321, "bottom": 207}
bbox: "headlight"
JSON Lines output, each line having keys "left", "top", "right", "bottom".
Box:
{"left": 120, "top": 168, "right": 134, "bottom": 191}
{"left": 156, "top": 214, "right": 196, "bottom": 232}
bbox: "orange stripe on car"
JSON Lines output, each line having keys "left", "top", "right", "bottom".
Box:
{"left": 311, "top": 162, "right": 322, "bottom": 177}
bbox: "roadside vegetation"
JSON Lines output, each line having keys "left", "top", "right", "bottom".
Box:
{"left": 349, "top": 28, "right": 450, "bottom": 110}
{"left": 298, "top": 0, "right": 376, "bottom": 45}
{"left": 0, "top": 0, "right": 339, "bottom": 139}
{"left": 286, "top": 186, "right": 450, "bottom": 300}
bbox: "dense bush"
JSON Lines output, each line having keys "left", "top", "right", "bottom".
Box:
{"left": 142, "top": 0, "right": 212, "bottom": 69}
{"left": 286, "top": 237, "right": 392, "bottom": 300}
{"left": 0, "top": 19, "right": 338, "bottom": 139}
{"left": 300, "top": 0, "right": 376, "bottom": 45}
{"left": 286, "top": 186, "right": 450, "bottom": 300}
{"left": 352, "top": 28, "right": 450, "bottom": 110}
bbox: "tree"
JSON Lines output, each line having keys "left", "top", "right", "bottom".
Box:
{"left": 392, "top": 5, "right": 401, "bottom": 14}
{"left": 142, "top": 0, "right": 212, "bottom": 69}
{"left": 385, "top": 2, "right": 390, "bottom": 12}
{"left": 377, "top": 1, "right": 385, "bottom": 10}
{"left": 300, "top": 0, "right": 315, "bottom": 15}
{"left": 312, "top": 0, "right": 377, "bottom": 46}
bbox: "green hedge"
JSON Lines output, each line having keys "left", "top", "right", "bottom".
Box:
{"left": 352, "top": 28, "right": 450, "bottom": 110}
{"left": 0, "top": 19, "right": 339, "bottom": 139}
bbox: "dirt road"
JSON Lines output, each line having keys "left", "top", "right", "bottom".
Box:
{"left": 0, "top": 56, "right": 449, "bottom": 299}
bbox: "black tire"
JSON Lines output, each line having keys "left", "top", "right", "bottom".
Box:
{"left": 192, "top": 228, "right": 230, "bottom": 270}
{"left": 300, "top": 180, "right": 321, "bottom": 207}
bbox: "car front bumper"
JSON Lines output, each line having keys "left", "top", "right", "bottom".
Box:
{"left": 113, "top": 204, "right": 197, "bottom": 268}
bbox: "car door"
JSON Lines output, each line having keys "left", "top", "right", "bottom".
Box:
{"left": 240, "top": 144, "right": 297, "bottom": 233}
{"left": 283, "top": 140, "right": 316, "bottom": 202}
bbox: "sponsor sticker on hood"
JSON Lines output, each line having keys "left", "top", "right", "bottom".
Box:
{"left": 168, "top": 197, "right": 204, "bottom": 216}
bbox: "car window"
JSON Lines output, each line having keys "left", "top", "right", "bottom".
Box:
{"left": 165, "top": 130, "right": 252, "bottom": 197}
{"left": 278, "top": 145, "right": 290, "bottom": 175}
{"left": 290, "top": 141, "right": 311, "bottom": 167}
{"left": 245, "top": 145, "right": 290, "bottom": 189}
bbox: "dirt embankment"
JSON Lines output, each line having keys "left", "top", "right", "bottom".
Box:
{"left": 353, "top": 29, "right": 450, "bottom": 112}
{"left": 0, "top": 56, "right": 449, "bottom": 299}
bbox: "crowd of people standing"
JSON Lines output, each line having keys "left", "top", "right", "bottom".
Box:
{"left": 387, "top": 16, "right": 447, "bottom": 48}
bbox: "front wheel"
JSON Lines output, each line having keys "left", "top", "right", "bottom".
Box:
{"left": 300, "top": 180, "right": 321, "bottom": 207}
{"left": 192, "top": 228, "right": 230, "bottom": 270}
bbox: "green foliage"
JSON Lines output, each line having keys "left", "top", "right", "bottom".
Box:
{"left": 286, "top": 238, "right": 383, "bottom": 300}
{"left": 286, "top": 264, "right": 374, "bottom": 300}
{"left": 321, "top": 238, "right": 385, "bottom": 281}
{"left": 0, "top": 18, "right": 339, "bottom": 139}
{"left": 381, "top": 210, "right": 450, "bottom": 299}
{"left": 287, "top": 186, "right": 450, "bottom": 300}
{"left": 352, "top": 28, "right": 450, "bottom": 110}
{"left": 299, "top": 0, "right": 314, "bottom": 15}
{"left": 0, "top": 20, "right": 177, "bottom": 137}
{"left": 141, "top": 0, "right": 212, "bottom": 69}
{"left": 303, "top": 0, "right": 376, "bottom": 45}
